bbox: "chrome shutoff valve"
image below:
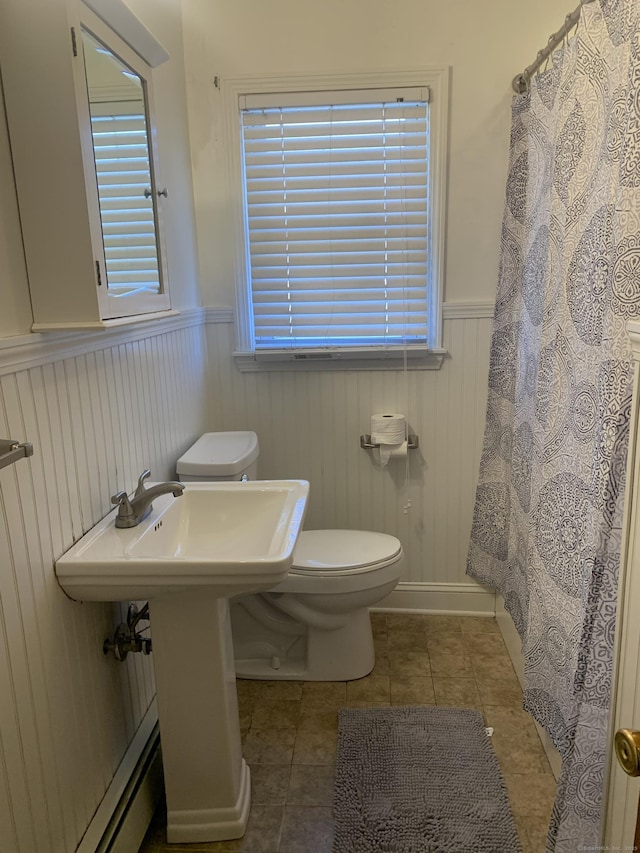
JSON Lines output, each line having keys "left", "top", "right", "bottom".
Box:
{"left": 103, "top": 603, "right": 152, "bottom": 661}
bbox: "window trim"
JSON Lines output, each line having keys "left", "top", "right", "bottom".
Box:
{"left": 223, "top": 69, "right": 450, "bottom": 366}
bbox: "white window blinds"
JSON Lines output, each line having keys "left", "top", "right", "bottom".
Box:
{"left": 89, "top": 107, "right": 161, "bottom": 295}
{"left": 240, "top": 88, "right": 430, "bottom": 351}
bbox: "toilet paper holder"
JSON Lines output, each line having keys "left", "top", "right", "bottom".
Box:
{"left": 360, "top": 434, "right": 419, "bottom": 451}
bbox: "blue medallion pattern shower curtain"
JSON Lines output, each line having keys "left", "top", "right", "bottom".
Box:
{"left": 467, "top": 0, "right": 640, "bottom": 849}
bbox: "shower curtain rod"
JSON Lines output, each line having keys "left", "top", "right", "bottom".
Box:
{"left": 512, "top": 0, "right": 595, "bottom": 94}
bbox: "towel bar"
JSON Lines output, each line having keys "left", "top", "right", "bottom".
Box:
{"left": 0, "top": 438, "right": 34, "bottom": 471}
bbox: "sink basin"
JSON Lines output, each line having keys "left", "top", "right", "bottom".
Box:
{"left": 55, "top": 480, "right": 309, "bottom": 601}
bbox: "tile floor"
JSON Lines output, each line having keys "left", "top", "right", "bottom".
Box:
{"left": 140, "top": 613, "right": 557, "bottom": 853}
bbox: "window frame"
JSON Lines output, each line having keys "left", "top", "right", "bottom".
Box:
{"left": 224, "top": 70, "right": 449, "bottom": 370}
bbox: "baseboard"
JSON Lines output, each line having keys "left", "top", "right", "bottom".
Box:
{"left": 77, "top": 700, "right": 164, "bottom": 853}
{"left": 495, "top": 596, "right": 562, "bottom": 780}
{"left": 374, "top": 581, "right": 497, "bottom": 615}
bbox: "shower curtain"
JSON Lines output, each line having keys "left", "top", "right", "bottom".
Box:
{"left": 467, "top": 0, "right": 640, "bottom": 849}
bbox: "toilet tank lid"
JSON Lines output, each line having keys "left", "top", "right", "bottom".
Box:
{"left": 176, "top": 431, "right": 259, "bottom": 476}
{"left": 292, "top": 529, "right": 402, "bottom": 571}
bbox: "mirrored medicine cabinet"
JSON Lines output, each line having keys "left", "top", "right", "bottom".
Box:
{"left": 0, "top": 0, "right": 171, "bottom": 330}
{"left": 81, "top": 18, "right": 165, "bottom": 306}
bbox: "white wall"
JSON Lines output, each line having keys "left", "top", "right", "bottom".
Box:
{"left": 182, "top": 0, "right": 564, "bottom": 601}
{"left": 206, "top": 310, "right": 496, "bottom": 612}
{"left": 182, "top": 0, "right": 564, "bottom": 305}
{"left": 0, "top": 2, "right": 207, "bottom": 851}
{"left": 0, "top": 90, "right": 33, "bottom": 337}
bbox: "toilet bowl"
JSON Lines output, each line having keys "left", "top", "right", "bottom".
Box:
{"left": 176, "top": 432, "right": 403, "bottom": 681}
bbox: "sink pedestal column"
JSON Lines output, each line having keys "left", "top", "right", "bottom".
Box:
{"left": 149, "top": 590, "right": 250, "bottom": 843}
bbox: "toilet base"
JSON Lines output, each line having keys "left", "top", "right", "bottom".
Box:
{"left": 232, "top": 605, "right": 375, "bottom": 681}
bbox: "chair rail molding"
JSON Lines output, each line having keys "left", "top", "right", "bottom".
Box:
{"left": 0, "top": 308, "right": 205, "bottom": 376}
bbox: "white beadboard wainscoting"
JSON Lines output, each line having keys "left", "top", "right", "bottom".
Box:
{"left": 0, "top": 300, "right": 499, "bottom": 853}
{"left": 0, "top": 311, "right": 207, "bottom": 853}
{"left": 205, "top": 303, "right": 496, "bottom": 613}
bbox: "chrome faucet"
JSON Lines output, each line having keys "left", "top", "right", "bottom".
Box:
{"left": 111, "top": 469, "right": 185, "bottom": 528}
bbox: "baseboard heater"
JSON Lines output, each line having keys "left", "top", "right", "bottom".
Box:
{"left": 98, "top": 728, "right": 163, "bottom": 853}
{"left": 77, "top": 702, "right": 164, "bottom": 853}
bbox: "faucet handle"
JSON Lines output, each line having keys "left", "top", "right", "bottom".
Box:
{"left": 135, "top": 469, "right": 152, "bottom": 497}
{"left": 111, "top": 490, "right": 133, "bottom": 511}
{"left": 111, "top": 491, "right": 135, "bottom": 525}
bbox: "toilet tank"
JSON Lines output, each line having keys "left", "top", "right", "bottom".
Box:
{"left": 176, "top": 431, "right": 259, "bottom": 482}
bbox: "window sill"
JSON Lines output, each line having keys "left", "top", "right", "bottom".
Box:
{"left": 233, "top": 348, "right": 447, "bottom": 372}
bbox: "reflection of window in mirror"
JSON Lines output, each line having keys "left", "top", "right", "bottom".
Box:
{"left": 81, "top": 28, "right": 160, "bottom": 297}
{"left": 78, "top": 6, "right": 170, "bottom": 320}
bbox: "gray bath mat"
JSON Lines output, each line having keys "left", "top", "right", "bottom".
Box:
{"left": 333, "top": 706, "right": 522, "bottom": 853}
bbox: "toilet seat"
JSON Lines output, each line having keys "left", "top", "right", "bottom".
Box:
{"left": 289, "top": 529, "right": 403, "bottom": 577}
{"left": 268, "top": 527, "right": 403, "bottom": 602}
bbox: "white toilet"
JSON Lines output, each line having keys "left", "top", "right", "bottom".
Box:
{"left": 176, "top": 431, "right": 403, "bottom": 681}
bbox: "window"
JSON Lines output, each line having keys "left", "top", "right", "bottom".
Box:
{"left": 229, "top": 73, "right": 448, "bottom": 367}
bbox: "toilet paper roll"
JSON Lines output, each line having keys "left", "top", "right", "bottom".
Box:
{"left": 371, "top": 414, "right": 407, "bottom": 467}
{"left": 378, "top": 439, "right": 408, "bottom": 466}
{"left": 371, "top": 413, "right": 406, "bottom": 445}
{"left": 380, "top": 439, "right": 408, "bottom": 464}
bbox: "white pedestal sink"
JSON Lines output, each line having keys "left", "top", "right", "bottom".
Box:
{"left": 55, "top": 480, "right": 309, "bottom": 843}
{"left": 151, "top": 591, "right": 249, "bottom": 842}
